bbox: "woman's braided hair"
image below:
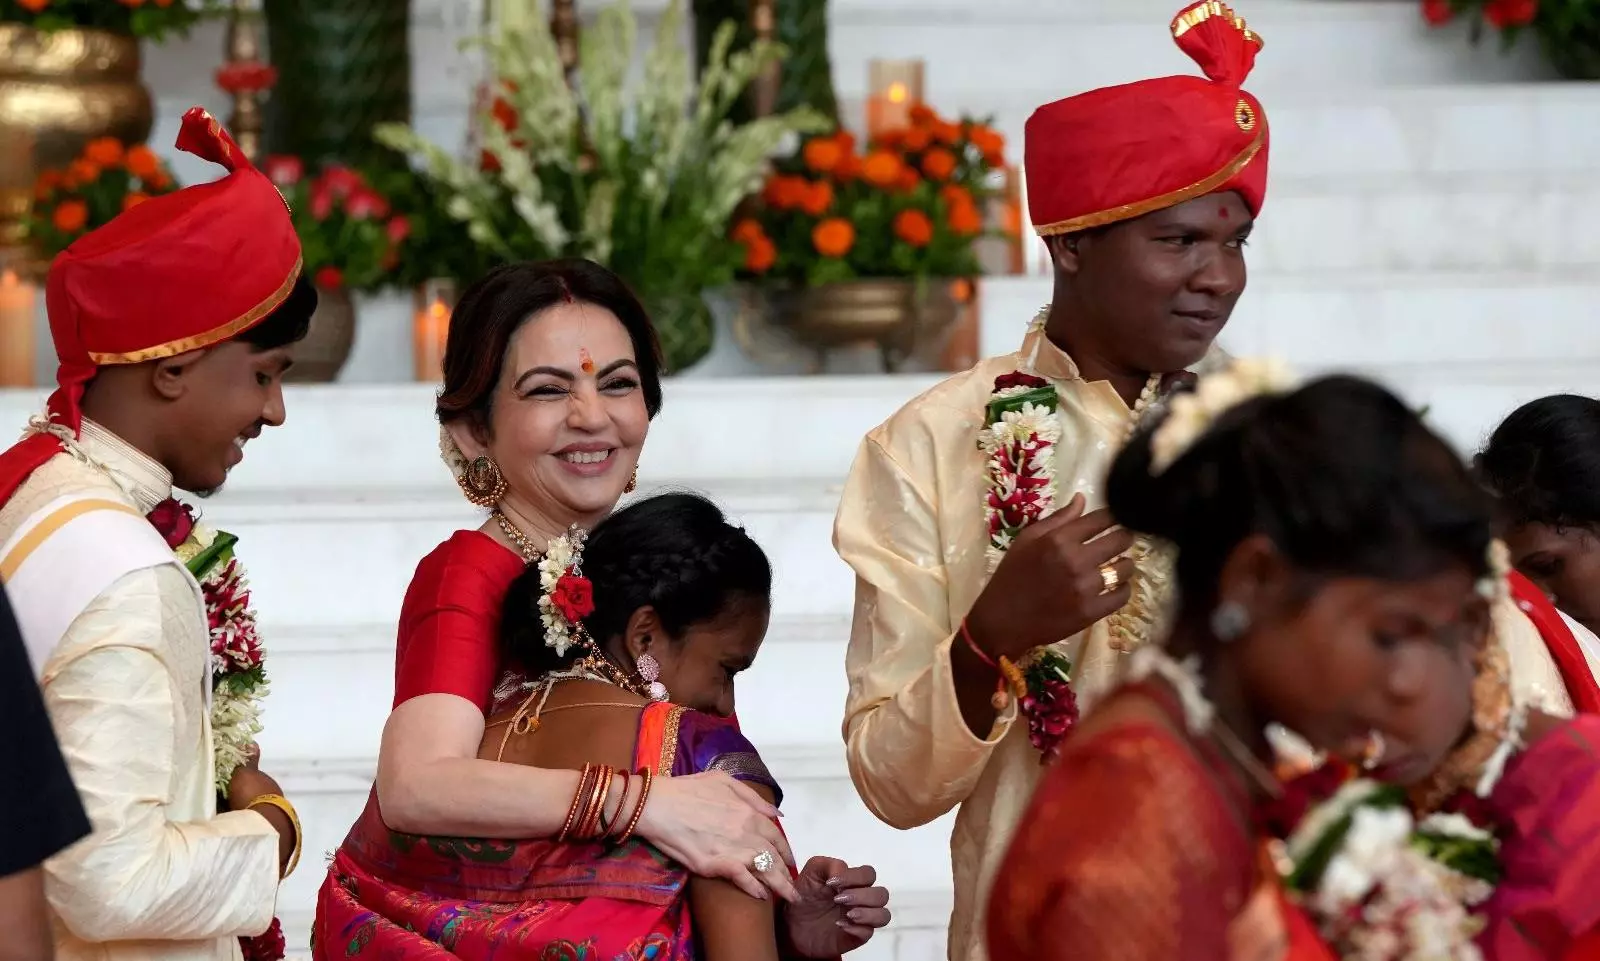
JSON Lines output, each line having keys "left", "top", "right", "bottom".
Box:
{"left": 501, "top": 492, "right": 772, "bottom": 675}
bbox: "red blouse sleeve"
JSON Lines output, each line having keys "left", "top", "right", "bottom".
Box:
{"left": 392, "top": 531, "right": 528, "bottom": 711}
{"left": 986, "top": 720, "right": 1256, "bottom": 961}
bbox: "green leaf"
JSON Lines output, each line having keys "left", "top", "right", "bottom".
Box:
{"left": 187, "top": 531, "right": 239, "bottom": 581}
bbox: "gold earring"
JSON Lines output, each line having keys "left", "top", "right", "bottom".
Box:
{"left": 624, "top": 467, "right": 638, "bottom": 494}
{"left": 457, "top": 455, "right": 507, "bottom": 508}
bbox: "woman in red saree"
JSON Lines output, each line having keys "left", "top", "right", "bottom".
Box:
{"left": 1338, "top": 565, "right": 1600, "bottom": 960}
{"left": 314, "top": 493, "right": 891, "bottom": 959}
{"left": 987, "top": 372, "right": 1500, "bottom": 961}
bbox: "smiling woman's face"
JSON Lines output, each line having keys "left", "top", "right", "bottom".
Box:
{"left": 455, "top": 300, "right": 650, "bottom": 530}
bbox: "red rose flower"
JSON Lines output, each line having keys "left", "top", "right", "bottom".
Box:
{"left": 1485, "top": 0, "right": 1537, "bottom": 27}
{"left": 239, "top": 918, "right": 285, "bottom": 961}
{"left": 551, "top": 574, "right": 595, "bottom": 624}
{"left": 994, "top": 372, "right": 1050, "bottom": 393}
{"left": 146, "top": 498, "right": 195, "bottom": 549}
{"left": 262, "top": 155, "right": 303, "bottom": 188}
{"left": 1020, "top": 676, "right": 1079, "bottom": 763}
{"left": 314, "top": 266, "right": 344, "bottom": 290}
{"left": 1421, "top": 0, "right": 1455, "bottom": 25}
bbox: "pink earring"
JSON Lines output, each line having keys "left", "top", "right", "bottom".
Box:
{"left": 637, "top": 652, "right": 669, "bottom": 702}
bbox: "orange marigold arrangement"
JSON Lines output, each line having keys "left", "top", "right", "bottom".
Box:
{"left": 25, "top": 137, "right": 180, "bottom": 259}
{"left": 734, "top": 103, "right": 1012, "bottom": 285}
{"left": 0, "top": 0, "right": 226, "bottom": 42}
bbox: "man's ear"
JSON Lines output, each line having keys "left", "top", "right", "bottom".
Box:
{"left": 1047, "top": 233, "right": 1084, "bottom": 277}
{"left": 148, "top": 349, "right": 207, "bottom": 401}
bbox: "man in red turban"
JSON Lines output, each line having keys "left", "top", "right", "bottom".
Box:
{"left": 0, "top": 108, "right": 312, "bottom": 961}
{"left": 831, "top": 5, "right": 1268, "bottom": 959}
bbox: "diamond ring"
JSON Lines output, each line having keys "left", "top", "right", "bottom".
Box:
{"left": 751, "top": 850, "right": 775, "bottom": 873}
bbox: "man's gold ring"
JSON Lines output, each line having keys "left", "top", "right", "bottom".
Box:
{"left": 1100, "top": 565, "right": 1121, "bottom": 593}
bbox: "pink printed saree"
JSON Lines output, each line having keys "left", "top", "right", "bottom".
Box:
{"left": 311, "top": 702, "right": 780, "bottom": 960}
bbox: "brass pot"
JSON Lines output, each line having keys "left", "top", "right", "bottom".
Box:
{"left": 762, "top": 278, "right": 962, "bottom": 373}
{"left": 0, "top": 26, "right": 154, "bottom": 252}
{"left": 286, "top": 283, "right": 356, "bottom": 382}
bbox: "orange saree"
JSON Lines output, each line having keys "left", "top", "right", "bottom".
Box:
{"left": 986, "top": 683, "right": 1333, "bottom": 961}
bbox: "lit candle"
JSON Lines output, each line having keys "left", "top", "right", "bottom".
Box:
{"left": 866, "top": 59, "right": 925, "bottom": 140}
{"left": 0, "top": 268, "right": 35, "bottom": 388}
{"left": 412, "top": 279, "right": 456, "bottom": 382}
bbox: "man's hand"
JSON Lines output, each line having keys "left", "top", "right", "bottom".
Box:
{"left": 782, "top": 857, "right": 891, "bottom": 958}
{"left": 964, "top": 493, "right": 1134, "bottom": 663}
{"left": 949, "top": 493, "right": 1134, "bottom": 735}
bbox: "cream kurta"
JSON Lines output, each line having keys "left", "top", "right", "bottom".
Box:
{"left": 0, "top": 421, "right": 280, "bottom": 961}
{"left": 833, "top": 325, "right": 1581, "bottom": 961}
{"left": 835, "top": 324, "right": 1178, "bottom": 961}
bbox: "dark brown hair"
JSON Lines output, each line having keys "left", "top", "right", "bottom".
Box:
{"left": 436, "top": 259, "right": 665, "bottom": 431}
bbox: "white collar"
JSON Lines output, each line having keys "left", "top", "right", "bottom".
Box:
{"left": 76, "top": 419, "right": 174, "bottom": 515}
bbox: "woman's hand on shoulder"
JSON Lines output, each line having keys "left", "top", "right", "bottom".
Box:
{"left": 637, "top": 770, "right": 798, "bottom": 901}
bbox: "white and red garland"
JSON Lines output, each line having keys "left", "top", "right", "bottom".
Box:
{"left": 147, "top": 499, "right": 284, "bottom": 961}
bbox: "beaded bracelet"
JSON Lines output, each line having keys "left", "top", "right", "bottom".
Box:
{"left": 247, "top": 793, "right": 303, "bottom": 879}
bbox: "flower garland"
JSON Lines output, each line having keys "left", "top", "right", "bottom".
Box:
{"left": 974, "top": 311, "right": 1169, "bottom": 759}
{"left": 1264, "top": 763, "right": 1499, "bottom": 961}
{"left": 1259, "top": 540, "right": 1520, "bottom": 961}
{"left": 146, "top": 499, "right": 284, "bottom": 961}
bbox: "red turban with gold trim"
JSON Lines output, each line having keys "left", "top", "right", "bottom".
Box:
{"left": 1025, "top": 1, "right": 1268, "bottom": 236}
{"left": 0, "top": 107, "right": 303, "bottom": 506}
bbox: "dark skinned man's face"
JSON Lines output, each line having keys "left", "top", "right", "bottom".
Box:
{"left": 1057, "top": 190, "right": 1254, "bottom": 374}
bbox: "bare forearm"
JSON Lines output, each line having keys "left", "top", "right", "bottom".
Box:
{"left": 949, "top": 628, "right": 1004, "bottom": 738}
{"left": 377, "top": 755, "right": 586, "bottom": 838}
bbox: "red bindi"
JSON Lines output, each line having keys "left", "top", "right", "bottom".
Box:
{"left": 579, "top": 347, "right": 594, "bottom": 374}
{"left": 1218, "top": 206, "right": 1230, "bottom": 220}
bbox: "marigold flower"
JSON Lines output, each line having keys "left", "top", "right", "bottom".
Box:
{"left": 947, "top": 198, "right": 984, "bottom": 236}
{"left": 762, "top": 174, "right": 809, "bottom": 210}
{"left": 798, "top": 180, "right": 834, "bottom": 217}
{"left": 860, "top": 151, "right": 903, "bottom": 188}
{"left": 894, "top": 209, "right": 934, "bottom": 247}
{"left": 68, "top": 159, "right": 100, "bottom": 187}
{"left": 812, "top": 218, "right": 856, "bottom": 259}
{"left": 122, "top": 192, "right": 149, "bottom": 213}
{"left": 933, "top": 121, "right": 963, "bottom": 146}
{"left": 968, "top": 125, "right": 1006, "bottom": 164}
{"left": 909, "top": 104, "right": 938, "bottom": 127}
{"left": 921, "top": 148, "right": 958, "bottom": 181}
{"left": 731, "top": 219, "right": 765, "bottom": 245}
{"left": 742, "top": 234, "right": 777, "bottom": 273}
{"left": 83, "top": 137, "right": 124, "bottom": 167}
{"left": 802, "top": 136, "right": 845, "bottom": 174}
{"left": 900, "top": 126, "right": 932, "bottom": 152}
{"left": 895, "top": 167, "right": 921, "bottom": 193}
{"left": 52, "top": 199, "right": 88, "bottom": 233}
{"left": 33, "top": 169, "right": 61, "bottom": 200}
{"left": 125, "top": 145, "right": 162, "bottom": 181}
{"left": 17, "top": 0, "right": 48, "bottom": 11}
